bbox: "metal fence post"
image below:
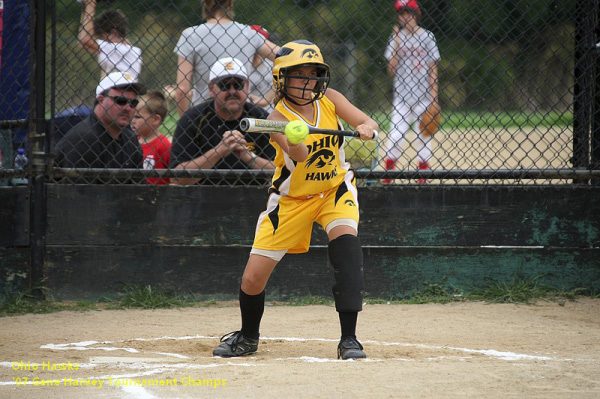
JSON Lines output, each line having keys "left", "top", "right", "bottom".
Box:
{"left": 29, "top": 0, "right": 47, "bottom": 298}
{"left": 574, "top": 0, "right": 597, "bottom": 183}
{"left": 592, "top": 0, "right": 600, "bottom": 179}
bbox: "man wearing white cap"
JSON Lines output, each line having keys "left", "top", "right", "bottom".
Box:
{"left": 55, "top": 72, "right": 146, "bottom": 183}
{"left": 170, "top": 57, "right": 275, "bottom": 185}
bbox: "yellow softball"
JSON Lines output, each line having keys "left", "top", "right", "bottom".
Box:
{"left": 284, "top": 120, "right": 309, "bottom": 144}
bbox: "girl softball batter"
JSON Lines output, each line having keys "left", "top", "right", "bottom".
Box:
{"left": 213, "top": 40, "right": 378, "bottom": 360}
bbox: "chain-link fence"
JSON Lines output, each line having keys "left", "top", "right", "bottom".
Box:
{"left": 1, "top": 0, "right": 599, "bottom": 187}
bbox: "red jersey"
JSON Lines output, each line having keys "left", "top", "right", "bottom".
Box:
{"left": 141, "top": 134, "right": 171, "bottom": 185}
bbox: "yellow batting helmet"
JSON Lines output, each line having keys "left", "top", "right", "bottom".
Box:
{"left": 273, "top": 40, "right": 331, "bottom": 105}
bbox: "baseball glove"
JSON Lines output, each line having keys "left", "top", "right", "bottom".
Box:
{"left": 420, "top": 103, "right": 442, "bottom": 136}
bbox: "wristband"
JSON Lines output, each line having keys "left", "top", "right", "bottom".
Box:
{"left": 247, "top": 151, "right": 258, "bottom": 166}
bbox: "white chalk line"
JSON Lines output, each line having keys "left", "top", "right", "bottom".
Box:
{"left": 362, "top": 340, "right": 554, "bottom": 361}
{"left": 3, "top": 334, "right": 596, "bottom": 399}
{"left": 1, "top": 360, "right": 261, "bottom": 373}
{"left": 0, "top": 333, "right": 588, "bottom": 392}
{"left": 35, "top": 334, "right": 578, "bottom": 362}
{"left": 274, "top": 356, "right": 389, "bottom": 363}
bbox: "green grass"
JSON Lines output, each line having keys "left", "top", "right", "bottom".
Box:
{"left": 106, "top": 283, "right": 196, "bottom": 310}
{"left": 0, "top": 293, "right": 109, "bottom": 316}
{"left": 0, "top": 280, "right": 64, "bottom": 316}
{"left": 0, "top": 293, "right": 64, "bottom": 315}
{"left": 160, "top": 109, "right": 573, "bottom": 140}
{"left": 361, "top": 277, "right": 464, "bottom": 305}
{"left": 1, "top": 278, "right": 596, "bottom": 317}
{"left": 0, "top": 283, "right": 198, "bottom": 316}
{"left": 467, "top": 275, "right": 591, "bottom": 305}
{"left": 161, "top": 108, "right": 180, "bottom": 137}
{"left": 369, "top": 110, "right": 572, "bottom": 132}
{"left": 282, "top": 294, "right": 334, "bottom": 306}
{"left": 362, "top": 275, "right": 594, "bottom": 306}
{"left": 403, "top": 278, "right": 464, "bottom": 304}
{"left": 442, "top": 110, "right": 572, "bottom": 130}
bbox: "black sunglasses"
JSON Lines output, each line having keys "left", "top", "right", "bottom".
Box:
{"left": 105, "top": 95, "right": 139, "bottom": 108}
{"left": 215, "top": 79, "right": 246, "bottom": 91}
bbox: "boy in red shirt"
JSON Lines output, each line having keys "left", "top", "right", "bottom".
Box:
{"left": 131, "top": 91, "right": 171, "bottom": 185}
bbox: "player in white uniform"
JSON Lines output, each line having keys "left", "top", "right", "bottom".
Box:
{"left": 383, "top": 0, "right": 440, "bottom": 184}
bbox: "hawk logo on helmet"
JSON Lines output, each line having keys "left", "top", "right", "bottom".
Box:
{"left": 301, "top": 49, "right": 319, "bottom": 59}
{"left": 273, "top": 40, "right": 331, "bottom": 105}
{"left": 305, "top": 149, "right": 335, "bottom": 168}
{"left": 344, "top": 199, "right": 356, "bottom": 207}
{"left": 223, "top": 61, "right": 235, "bottom": 71}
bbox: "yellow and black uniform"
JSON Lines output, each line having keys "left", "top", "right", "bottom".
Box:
{"left": 212, "top": 40, "right": 367, "bottom": 361}
{"left": 252, "top": 95, "right": 360, "bottom": 254}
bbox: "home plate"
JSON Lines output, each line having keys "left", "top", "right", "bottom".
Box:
{"left": 89, "top": 356, "right": 180, "bottom": 364}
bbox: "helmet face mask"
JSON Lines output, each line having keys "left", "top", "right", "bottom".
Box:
{"left": 273, "top": 40, "right": 331, "bottom": 106}
{"left": 280, "top": 64, "right": 330, "bottom": 106}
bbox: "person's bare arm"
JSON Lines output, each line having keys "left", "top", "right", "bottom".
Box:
{"left": 235, "top": 147, "right": 275, "bottom": 170}
{"left": 326, "top": 89, "right": 378, "bottom": 140}
{"left": 268, "top": 109, "right": 309, "bottom": 162}
{"left": 171, "top": 149, "right": 224, "bottom": 186}
{"left": 249, "top": 87, "right": 276, "bottom": 108}
{"left": 78, "top": 0, "right": 100, "bottom": 56}
{"left": 387, "top": 26, "right": 401, "bottom": 76}
{"left": 175, "top": 56, "right": 194, "bottom": 117}
{"left": 258, "top": 40, "right": 280, "bottom": 62}
{"left": 172, "top": 130, "right": 248, "bottom": 185}
{"left": 428, "top": 60, "right": 439, "bottom": 104}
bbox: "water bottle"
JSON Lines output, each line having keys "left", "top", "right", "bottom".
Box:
{"left": 12, "top": 148, "right": 29, "bottom": 186}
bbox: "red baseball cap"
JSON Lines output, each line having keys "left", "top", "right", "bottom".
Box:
{"left": 394, "top": 0, "right": 420, "bottom": 14}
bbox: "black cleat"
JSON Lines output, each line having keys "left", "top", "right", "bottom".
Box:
{"left": 213, "top": 331, "right": 259, "bottom": 357}
{"left": 337, "top": 336, "right": 366, "bottom": 360}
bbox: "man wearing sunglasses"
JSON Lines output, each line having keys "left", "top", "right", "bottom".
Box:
{"left": 55, "top": 72, "right": 146, "bottom": 183}
{"left": 170, "top": 57, "right": 275, "bottom": 185}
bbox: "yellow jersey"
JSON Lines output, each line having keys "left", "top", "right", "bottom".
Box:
{"left": 270, "top": 96, "right": 351, "bottom": 198}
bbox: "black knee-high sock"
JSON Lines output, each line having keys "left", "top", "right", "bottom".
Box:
{"left": 240, "top": 288, "right": 265, "bottom": 340}
{"left": 338, "top": 311, "right": 358, "bottom": 338}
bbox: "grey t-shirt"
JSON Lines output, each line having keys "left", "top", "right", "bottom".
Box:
{"left": 175, "top": 21, "right": 265, "bottom": 105}
{"left": 248, "top": 58, "right": 274, "bottom": 113}
{"left": 385, "top": 28, "right": 440, "bottom": 105}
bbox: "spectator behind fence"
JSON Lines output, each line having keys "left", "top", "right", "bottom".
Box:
{"left": 131, "top": 91, "right": 172, "bottom": 185}
{"left": 174, "top": 0, "right": 279, "bottom": 116}
{"left": 247, "top": 25, "right": 277, "bottom": 114}
{"left": 78, "top": 0, "right": 143, "bottom": 79}
{"left": 170, "top": 57, "right": 275, "bottom": 186}
{"left": 55, "top": 72, "right": 146, "bottom": 184}
{"left": 382, "top": 0, "right": 440, "bottom": 184}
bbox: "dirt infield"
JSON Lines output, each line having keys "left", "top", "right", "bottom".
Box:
{"left": 354, "top": 126, "right": 574, "bottom": 185}
{"left": 1, "top": 299, "right": 599, "bottom": 398}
